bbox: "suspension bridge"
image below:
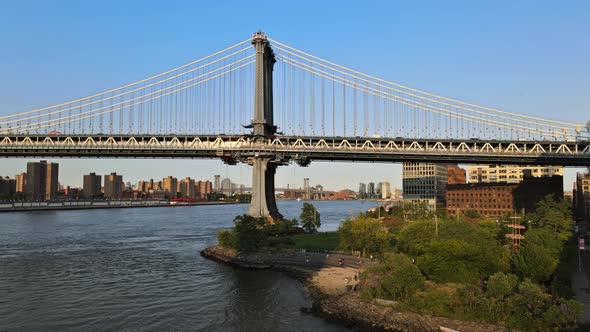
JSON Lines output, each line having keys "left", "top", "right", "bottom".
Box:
{"left": 1, "top": 31, "right": 589, "bottom": 219}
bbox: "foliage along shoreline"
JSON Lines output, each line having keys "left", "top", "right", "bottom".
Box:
{"left": 200, "top": 245, "right": 510, "bottom": 332}
{"left": 210, "top": 197, "right": 584, "bottom": 331}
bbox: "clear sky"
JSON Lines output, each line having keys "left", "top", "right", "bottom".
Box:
{"left": 0, "top": 0, "right": 589, "bottom": 190}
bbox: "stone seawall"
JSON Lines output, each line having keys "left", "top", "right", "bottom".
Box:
{"left": 200, "top": 246, "right": 511, "bottom": 332}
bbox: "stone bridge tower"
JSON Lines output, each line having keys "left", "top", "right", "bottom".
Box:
{"left": 247, "top": 31, "right": 283, "bottom": 220}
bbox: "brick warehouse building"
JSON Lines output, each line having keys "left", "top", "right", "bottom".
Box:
{"left": 447, "top": 175, "right": 563, "bottom": 217}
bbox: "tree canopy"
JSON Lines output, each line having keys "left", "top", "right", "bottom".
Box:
{"left": 339, "top": 214, "right": 391, "bottom": 256}
{"left": 300, "top": 203, "right": 321, "bottom": 233}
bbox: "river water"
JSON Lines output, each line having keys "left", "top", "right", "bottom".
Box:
{"left": 0, "top": 200, "right": 377, "bottom": 331}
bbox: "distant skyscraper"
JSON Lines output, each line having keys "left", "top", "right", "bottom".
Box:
{"left": 26, "top": 160, "right": 59, "bottom": 201}
{"left": 104, "top": 172, "right": 123, "bottom": 199}
{"left": 214, "top": 175, "right": 221, "bottom": 193}
{"left": 83, "top": 173, "right": 102, "bottom": 199}
{"left": 15, "top": 172, "right": 26, "bottom": 193}
{"left": 376, "top": 182, "right": 383, "bottom": 197}
{"left": 358, "top": 183, "right": 367, "bottom": 199}
{"left": 179, "top": 177, "right": 195, "bottom": 198}
{"left": 221, "top": 178, "right": 232, "bottom": 195}
{"left": 382, "top": 181, "right": 391, "bottom": 199}
{"left": 367, "top": 182, "right": 375, "bottom": 199}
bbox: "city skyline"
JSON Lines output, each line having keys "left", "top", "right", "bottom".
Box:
{"left": 0, "top": 1, "right": 588, "bottom": 194}
{"left": 1, "top": 159, "right": 402, "bottom": 192}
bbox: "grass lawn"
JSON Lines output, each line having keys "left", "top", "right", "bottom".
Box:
{"left": 289, "top": 232, "right": 340, "bottom": 250}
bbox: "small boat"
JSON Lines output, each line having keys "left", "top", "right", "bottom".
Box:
{"left": 296, "top": 198, "right": 302, "bottom": 201}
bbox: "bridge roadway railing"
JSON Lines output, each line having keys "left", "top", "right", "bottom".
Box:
{"left": 1, "top": 134, "right": 589, "bottom": 166}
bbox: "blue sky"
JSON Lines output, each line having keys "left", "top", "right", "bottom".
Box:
{"left": 0, "top": 0, "right": 588, "bottom": 190}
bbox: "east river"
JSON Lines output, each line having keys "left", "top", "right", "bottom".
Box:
{"left": 0, "top": 200, "right": 377, "bottom": 331}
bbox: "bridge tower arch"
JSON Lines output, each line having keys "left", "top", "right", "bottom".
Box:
{"left": 247, "top": 32, "right": 283, "bottom": 220}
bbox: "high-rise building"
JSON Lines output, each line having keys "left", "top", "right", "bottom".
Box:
{"left": 26, "top": 160, "right": 59, "bottom": 201}
{"left": 358, "top": 183, "right": 367, "bottom": 199}
{"left": 104, "top": 172, "right": 123, "bottom": 199}
{"left": 162, "top": 176, "right": 178, "bottom": 198}
{"left": 179, "top": 177, "right": 196, "bottom": 198}
{"left": 197, "top": 180, "right": 213, "bottom": 199}
{"left": 367, "top": 182, "right": 375, "bottom": 199}
{"left": 467, "top": 165, "right": 562, "bottom": 184}
{"left": 402, "top": 162, "right": 451, "bottom": 210}
{"left": 382, "top": 181, "right": 391, "bottom": 199}
{"left": 376, "top": 182, "right": 383, "bottom": 197}
{"left": 15, "top": 173, "right": 26, "bottom": 193}
{"left": 83, "top": 173, "right": 102, "bottom": 199}
{"left": 214, "top": 175, "right": 221, "bottom": 193}
{"left": 0, "top": 176, "right": 16, "bottom": 197}
{"left": 221, "top": 178, "right": 232, "bottom": 196}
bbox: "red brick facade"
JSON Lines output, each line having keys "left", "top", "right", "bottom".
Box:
{"left": 448, "top": 166, "right": 466, "bottom": 184}
{"left": 447, "top": 183, "right": 516, "bottom": 217}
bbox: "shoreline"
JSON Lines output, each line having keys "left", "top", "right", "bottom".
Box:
{"left": 0, "top": 201, "right": 243, "bottom": 213}
{"left": 200, "top": 245, "right": 509, "bottom": 332}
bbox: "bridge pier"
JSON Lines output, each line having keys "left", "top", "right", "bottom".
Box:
{"left": 245, "top": 31, "right": 283, "bottom": 220}
{"left": 247, "top": 157, "right": 282, "bottom": 220}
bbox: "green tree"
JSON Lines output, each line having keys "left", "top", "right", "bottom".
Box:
{"left": 217, "top": 229, "right": 233, "bottom": 248}
{"left": 464, "top": 209, "right": 481, "bottom": 219}
{"left": 417, "top": 238, "right": 498, "bottom": 284}
{"left": 300, "top": 203, "right": 321, "bottom": 233}
{"left": 231, "top": 214, "right": 267, "bottom": 251}
{"left": 511, "top": 242, "right": 559, "bottom": 283}
{"left": 486, "top": 272, "right": 518, "bottom": 299}
{"left": 401, "top": 201, "right": 432, "bottom": 222}
{"left": 398, "top": 219, "right": 507, "bottom": 283}
{"left": 339, "top": 214, "right": 391, "bottom": 255}
{"left": 363, "top": 253, "right": 425, "bottom": 300}
{"left": 478, "top": 220, "right": 504, "bottom": 242}
{"left": 396, "top": 220, "right": 436, "bottom": 256}
{"left": 528, "top": 195, "right": 572, "bottom": 241}
{"left": 265, "top": 218, "right": 300, "bottom": 236}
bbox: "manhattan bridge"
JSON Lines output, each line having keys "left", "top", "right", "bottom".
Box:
{"left": 1, "top": 32, "right": 589, "bottom": 219}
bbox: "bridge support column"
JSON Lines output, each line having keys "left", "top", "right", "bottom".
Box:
{"left": 245, "top": 31, "right": 283, "bottom": 220}
{"left": 248, "top": 157, "right": 282, "bottom": 220}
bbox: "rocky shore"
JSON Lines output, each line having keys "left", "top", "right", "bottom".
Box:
{"left": 200, "top": 245, "right": 511, "bottom": 332}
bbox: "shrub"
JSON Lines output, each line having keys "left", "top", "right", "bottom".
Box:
{"left": 486, "top": 272, "right": 518, "bottom": 299}
{"left": 217, "top": 229, "right": 233, "bottom": 248}
{"left": 363, "top": 253, "right": 425, "bottom": 301}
